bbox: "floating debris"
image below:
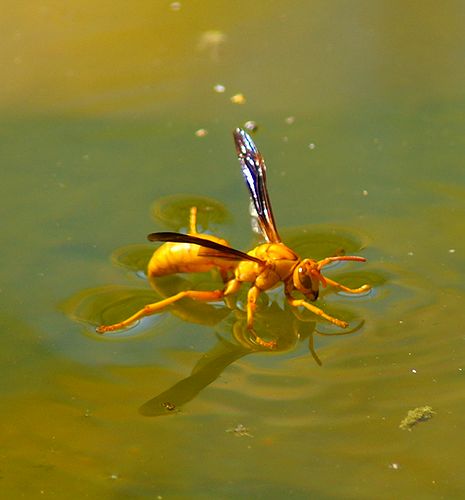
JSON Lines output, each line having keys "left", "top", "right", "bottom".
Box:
{"left": 285, "top": 116, "right": 295, "bottom": 125}
{"left": 213, "top": 84, "right": 226, "bottom": 93}
{"left": 399, "top": 406, "right": 435, "bottom": 431}
{"left": 170, "top": 2, "right": 181, "bottom": 11}
{"left": 308, "top": 143, "right": 316, "bottom": 150}
{"left": 163, "top": 401, "right": 177, "bottom": 412}
{"left": 195, "top": 128, "right": 208, "bottom": 137}
{"left": 244, "top": 120, "right": 258, "bottom": 132}
{"left": 226, "top": 424, "right": 253, "bottom": 437}
{"left": 362, "top": 189, "right": 368, "bottom": 196}
{"left": 230, "top": 93, "right": 246, "bottom": 105}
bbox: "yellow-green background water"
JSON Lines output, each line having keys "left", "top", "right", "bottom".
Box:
{"left": 2, "top": 1, "right": 465, "bottom": 498}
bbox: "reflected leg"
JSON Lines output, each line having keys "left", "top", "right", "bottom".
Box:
{"left": 246, "top": 286, "right": 276, "bottom": 348}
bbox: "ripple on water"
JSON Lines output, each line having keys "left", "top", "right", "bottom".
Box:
{"left": 64, "top": 195, "right": 438, "bottom": 426}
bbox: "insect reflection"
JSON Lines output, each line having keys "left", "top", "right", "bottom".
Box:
{"left": 139, "top": 303, "right": 363, "bottom": 417}
{"left": 97, "top": 129, "right": 370, "bottom": 347}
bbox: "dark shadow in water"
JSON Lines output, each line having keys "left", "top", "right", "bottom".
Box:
{"left": 138, "top": 302, "right": 364, "bottom": 417}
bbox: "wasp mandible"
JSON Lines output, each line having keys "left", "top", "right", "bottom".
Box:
{"left": 97, "top": 129, "right": 371, "bottom": 346}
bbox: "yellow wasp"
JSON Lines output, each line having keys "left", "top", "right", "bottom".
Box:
{"left": 97, "top": 129, "right": 370, "bottom": 346}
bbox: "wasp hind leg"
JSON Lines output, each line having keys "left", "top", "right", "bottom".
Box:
{"left": 96, "top": 289, "right": 224, "bottom": 333}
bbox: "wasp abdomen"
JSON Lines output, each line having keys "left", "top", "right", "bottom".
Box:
{"left": 148, "top": 236, "right": 234, "bottom": 277}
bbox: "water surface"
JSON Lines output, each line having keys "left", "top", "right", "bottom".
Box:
{"left": 2, "top": 2, "right": 465, "bottom": 498}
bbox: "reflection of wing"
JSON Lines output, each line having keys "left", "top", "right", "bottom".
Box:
{"left": 147, "top": 232, "right": 264, "bottom": 264}
{"left": 233, "top": 128, "right": 281, "bottom": 243}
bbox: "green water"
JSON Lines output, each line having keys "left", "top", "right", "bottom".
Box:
{"left": 2, "top": 1, "right": 465, "bottom": 498}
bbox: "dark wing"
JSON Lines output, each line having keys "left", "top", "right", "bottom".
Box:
{"left": 147, "top": 232, "right": 264, "bottom": 264}
{"left": 233, "top": 128, "right": 281, "bottom": 243}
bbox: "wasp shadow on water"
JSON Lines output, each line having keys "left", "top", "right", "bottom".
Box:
{"left": 64, "top": 195, "right": 392, "bottom": 416}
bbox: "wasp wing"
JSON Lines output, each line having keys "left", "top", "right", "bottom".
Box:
{"left": 147, "top": 232, "right": 264, "bottom": 264}
{"left": 233, "top": 128, "right": 281, "bottom": 243}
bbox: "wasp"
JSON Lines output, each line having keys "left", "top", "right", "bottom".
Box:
{"left": 97, "top": 129, "right": 371, "bottom": 346}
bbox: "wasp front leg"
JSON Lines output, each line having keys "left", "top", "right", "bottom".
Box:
{"left": 317, "top": 255, "right": 371, "bottom": 295}
{"left": 317, "top": 256, "right": 371, "bottom": 295}
{"left": 285, "top": 292, "right": 349, "bottom": 329}
{"left": 97, "top": 289, "right": 224, "bottom": 333}
{"left": 324, "top": 277, "right": 371, "bottom": 295}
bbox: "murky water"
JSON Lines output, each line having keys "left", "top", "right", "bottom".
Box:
{"left": 2, "top": 2, "right": 465, "bottom": 498}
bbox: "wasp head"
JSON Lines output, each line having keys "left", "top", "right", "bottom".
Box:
{"left": 292, "top": 259, "right": 327, "bottom": 301}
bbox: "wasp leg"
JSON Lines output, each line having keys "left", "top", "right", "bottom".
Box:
{"left": 324, "top": 277, "right": 371, "bottom": 294}
{"left": 188, "top": 206, "right": 198, "bottom": 235}
{"left": 286, "top": 295, "right": 348, "bottom": 329}
{"left": 245, "top": 286, "right": 276, "bottom": 348}
{"left": 97, "top": 289, "right": 224, "bottom": 333}
{"left": 248, "top": 328, "right": 276, "bottom": 349}
{"left": 221, "top": 278, "right": 241, "bottom": 310}
{"left": 246, "top": 286, "right": 260, "bottom": 329}
{"left": 223, "top": 278, "right": 241, "bottom": 295}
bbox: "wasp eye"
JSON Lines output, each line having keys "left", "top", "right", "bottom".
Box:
{"left": 298, "top": 266, "right": 313, "bottom": 291}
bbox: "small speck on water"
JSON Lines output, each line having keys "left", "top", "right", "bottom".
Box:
{"left": 226, "top": 424, "right": 253, "bottom": 437}
{"left": 213, "top": 84, "right": 225, "bottom": 93}
{"left": 244, "top": 120, "right": 258, "bottom": 132}
{"left": 230, "top": 93, "right": 246, "bottom": 104}
{"left": 195, "top": 128, "right": 208, "bottom": 137}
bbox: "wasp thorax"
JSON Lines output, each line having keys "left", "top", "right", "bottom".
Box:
{"left": 293, "top": 259, "right": 321, "bottom": 300}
